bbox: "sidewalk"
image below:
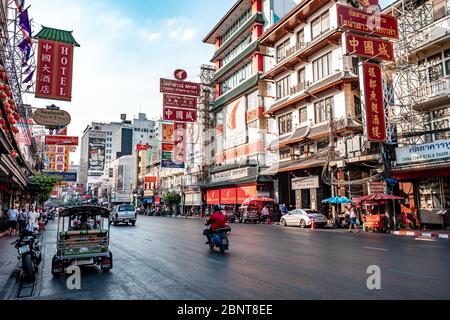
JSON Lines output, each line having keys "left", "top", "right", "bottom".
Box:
{"left": 390, "top": 229, "right": 450, "bottom": 240}
{"left": 0, "top": 232, "right": 20, "bottom": 299}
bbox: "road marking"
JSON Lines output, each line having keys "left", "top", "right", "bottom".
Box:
{"left": 341, "top": 236, "right": 354, "bottom": 240}
{"left": 418, "top": 245, "right": 445, "bottom": 249}
{"left": 414, "top": 237, "right": 437, "bottom": 242}
{"left": 207, "top": 258, "right": 224, "bottom": 265}
{"left": 388, "top": 268, "right": 437, "bottom": 280}
{"left": 362, "top": 246, "right": 389, "bottom": 251}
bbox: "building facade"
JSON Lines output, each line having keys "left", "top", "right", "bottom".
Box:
{"left": 384, "top": 0, "right": 450, "bottom": 226}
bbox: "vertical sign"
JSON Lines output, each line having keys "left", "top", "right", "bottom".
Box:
{"left": 173, "top": 122, "right": 186, "bottom": 165}
{"left": 360, "top": 63, "right": 387, "bottom": 142}
{"left": 35, "top": 39, "right": 74, "bottom": 101}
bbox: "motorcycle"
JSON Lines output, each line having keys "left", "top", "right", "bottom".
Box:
{"left": 11, "top": 230, "right": 42, "bottom": 282}
{"left": 203, "top": 226, "right": 232, "bottom": 254}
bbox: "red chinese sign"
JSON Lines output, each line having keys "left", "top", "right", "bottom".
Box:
{"left": 162, "top": 143, "right": 174, "bottom": 152}
{"left": 145, "top": 176, "right": 157, "bottom": 184}
{"left": 163, "top": 107, "right": 197, "bottom": 122}
{"left": 237, "top": 185, "right": 257, "bottom": 203}
{"left": 160, "top": 78, "right": 201, "bottom": 97}
{"left": 136, "top": 144, "right": 148, "bottom": 151}
{"left": 362, "top": 63, "right": 387, "bottom": 142}
{"left": 344, "top": 33, "right": 394, "bottom": 62}
{"left": 36, "top": 39, "right": 75, "bottom": 101}
{"left": 163, "top": 94, "right": 197, "bottom": 109}
{"left": 337, "top": 4, "right": 399, "bottom": 39}
{"left": 221, "top": 188, "right": 237, "bottom": 205}
{"left": 173, "top": 122, "right": 186, "bottom": 164}
{"left": 207, "top": 190, "right": 220, "bottom": 205}
{"left": 45, "top": 135, "right": 79, "bottom": 146}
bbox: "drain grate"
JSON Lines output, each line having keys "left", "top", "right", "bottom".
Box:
{"left": 16, "top": 278, "right": 36, "bottom": 299}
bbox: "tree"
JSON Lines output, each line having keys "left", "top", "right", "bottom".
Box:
{"left": 28, "top": 173, "right": 59, "bottom": 205}
{"left": 162, "top": 191, "right": 181, "bottom": 205}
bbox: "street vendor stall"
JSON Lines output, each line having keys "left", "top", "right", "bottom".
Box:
{"left": 353, "top": 194, "right": 405, "bottom": 232}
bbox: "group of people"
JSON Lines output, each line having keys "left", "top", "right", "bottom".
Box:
{"left": 4, "top": 205, "right": 46, "bottom": 237}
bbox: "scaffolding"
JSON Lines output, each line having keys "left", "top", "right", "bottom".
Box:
{"left": 386, "top": 0, "right": 437, "bottom": 146}
{"left": 199, "top": 64, "right": 215, "bottom": 172}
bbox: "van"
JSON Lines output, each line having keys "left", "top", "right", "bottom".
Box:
{"left": 110, "top": 204, "right": 137, "bottom": 226}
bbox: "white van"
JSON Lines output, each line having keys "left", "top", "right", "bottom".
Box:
{"left": 110, "top": 204, "right": 137, "bottom": 226}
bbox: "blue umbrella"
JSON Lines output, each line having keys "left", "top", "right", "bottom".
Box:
{"left": 322, "top": 197, "right": 353, "bottom": 204}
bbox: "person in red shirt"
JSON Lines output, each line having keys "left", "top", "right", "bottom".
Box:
{"left": 205, "top": 205, "right": 227, "bottom": 244}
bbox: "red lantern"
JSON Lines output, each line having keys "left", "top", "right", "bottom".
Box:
{"left": 13, "top": 113, "right": 19, "bottom": 120}
{"left": 0, "top": 92, "right": 7, "bottom": 99}
{"left": 0, "top": 119, "right": 5, "bottom": 125}
{"left": 0, "top": 65, "right": 4, "bottom": 72}
{"left": 12, "top": 126, "right": 19, "bottom": 133}
{"left": 3, "top": 101, "right": 10, "bottom": 108}
{"left": 11, "top": 151, "right": 18, "bottom": 158}
{"left": 1, "top": 72, "right": 6, "bottom": 81}
{"left": 2, "top": 125, "right": 7, "bottom": 131}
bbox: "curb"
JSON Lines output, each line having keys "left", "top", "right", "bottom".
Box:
{"left": 0, "top": 231, "right": 9, "bottom": 239}
{"left": 392, "top": 230, "right": 450, "bottom": 240}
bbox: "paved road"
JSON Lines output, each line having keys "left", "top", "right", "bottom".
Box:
{"left": 2, "top": 216, "right": 450, "bottom": 300}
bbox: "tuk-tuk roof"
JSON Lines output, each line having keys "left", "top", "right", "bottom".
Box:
{"left": 59, "top": 206, "right": 110, "bottom": 218}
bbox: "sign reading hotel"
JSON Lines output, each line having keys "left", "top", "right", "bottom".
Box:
{"left": 360, "top": 63, "right": 387, "bottom": 142}
{"left": 164, "top": 94, "right": 197, "bottom": 109}
{"left": 160, "top": 78, "right": 201, "bottom": 97}
{"left": 396, "top": 139, "right": 450, "bottom": 165}
{"left": 225, "top": 96, "right": 247, "bottom": 150}
{"left": 337, "top": 4, "right": 399, "bottom": 39}
{"left": 344, "top": 33, "right": 394, "bottom": 62}
{"left": 35, "top": 39, "right": 75, "bottom": 101}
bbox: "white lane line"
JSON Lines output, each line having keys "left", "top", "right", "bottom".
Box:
{"left": 388, "top": 269, "right": 438, "bottom": 280}
{"left": 362, "top": 246, "right": 389, "bottom": 251}
{"left": 418, "top": 245, "right": 445, "bottom": 249}
{"left": 341, "top": 237, "right": 354, "bottom": 240}
{"left": 414, "top": 237, "right": 437, "bottom": 242}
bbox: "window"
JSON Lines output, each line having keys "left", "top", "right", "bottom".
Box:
{"left": 432, "top": 0, "right": 446, "bottom": 21}
{"left": 222, "top": 9, "right": 252, "bottom": 44}
{"left": 317, "top": 139, "right": 329, "bottom": 152}
{"left": 311, "top": 10, "right": 330, "bottom": 39}
{"left": 297, "top": 29, "right": 305, "bottom": 48}
{"left": 276, "top": 75, "right": 291, "bottom": 100}
{"left": 280, "top": 150, "right": 291, "bottom": 160}
{"left": 298, "top": 68, "right": 306, "bottom": 85}
{"left": 424, "top": 106, "right": 450, "bottom": 142}
{"left": 419, "top": 178, "right": 442, "bottom": 210}
{"left": 276, "top": 38, "right": 291, "bottom": 63}
{"left": 428, "top": 53, "right": 444, "bottom": 81}
{"left": 313, "top": 52, "right": 332, "bottom": 82}
{"left": 279, "top": 113, "right": 293, "bottom": 135}
{"left": 314, "top": 97, "right": 333, "bottom": 124}
{"left": 221, "top": 62, "right": 252, "bottom": 94}
{"left": 222, "top": 35, "right": 252, "bottom": 67}
{"left": 299, "top": 107, "right": 308, "bottom": 124}
{"left": 354, "top": 95, "right": 362, "bottom": 119}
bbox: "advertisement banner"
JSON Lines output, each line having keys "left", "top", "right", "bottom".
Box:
{"left": 336, "top": 4, "right": 399, "bottom": 39}
{"left": 136, "top": 144, "right": 148, "bottom": 151}
{"left": 117, "top": 165, "right": 124, "bottom": 190}
{"left": 45, "top": 135, "right": 79, "bottom": 146}
{"left": 344, "top": 33, "right": 394, "bottom": 62}
{"left": 221, "top": 188, "right": 237, "bottom": 205}
{"left": 162, "top": 143, "right": 174, "bottom": 152}
{"left": 88, "top": 131, "right": 106, "bottom": 172}
{"left": 144, "top": 176, "right": 157, "bottom": 183}
{"left": 163, "top": 107, "right": 197, "bottom": 123}
{"left": 44, "top": 171, "right": 77, "bottom": 182}
{"left": 173, "top": 122, "right": 187, "bottom": 164}
{"left": 161, "top": 160, "right": 185, "bottom": 169}
{"left": 361, "top": 63, "right": 387, "bottom": 142}
{"left": 237, "top": 185, "right": 257, "bottom": 203}
{"left": 35, "top": 39, "right": 75, "bottom": 101}
{"left": 164, "top": 94, "right": 197, "bottom": 109}
{"left": 225, "top": 96, "right": 247, "bottom": 150}
{"left": 395, "top": 139, "right": 450, "bottom": 165}
{"left": 162, "top": 123, "right": 175, "bottom": 143}
{"left": 207, "top": 190, "right": 220, "bottom": 205}
{"left": 160, "top": 78, "right": 201, "bottom": 97}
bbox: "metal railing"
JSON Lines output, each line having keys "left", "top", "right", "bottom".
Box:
{"left": 290, "top": 81, "right": 310, "bottom": 95}
{"left": 412, "top": 78, "right": 450, "bottom": 105}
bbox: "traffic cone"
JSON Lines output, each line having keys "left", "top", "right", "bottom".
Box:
{"left": 311, "top": 219, "right": 316, "bottom": 231}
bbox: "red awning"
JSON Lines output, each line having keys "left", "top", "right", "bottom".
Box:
{"left": 353, "top": 193, "right": 404, "bottom": 203}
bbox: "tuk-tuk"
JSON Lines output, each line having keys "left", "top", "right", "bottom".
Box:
{"left": 51, "top": 206, "right": 113, "bottom": 276}
{"left": 239, "top": 205, "right": 260, "bottom": 224}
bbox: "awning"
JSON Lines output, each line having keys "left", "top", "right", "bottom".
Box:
{"left": 391, "top": 162, "right": 450, "bottom": 180}
{"left": 261, "top": 155, "right": 326, "bottom": 175}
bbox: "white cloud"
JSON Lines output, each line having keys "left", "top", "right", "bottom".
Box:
{"left": 170, "top": 27, "right": 196, "bottom": 41}
{"left": 140, "top": 30, "right": 161, "bottom": 43}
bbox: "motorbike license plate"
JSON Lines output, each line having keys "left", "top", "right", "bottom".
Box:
{"left": 19, "top": 245, "right": 30, "bottom": 255}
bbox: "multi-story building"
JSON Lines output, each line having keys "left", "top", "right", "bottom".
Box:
{"left": 202, "top": 0, "right": 297, "bottom": 213}
{"left": 384, "top": 0, "right": 450, "bottom": 226}
{"left": 259, "top": 0, "right": 385, "bottom": 213}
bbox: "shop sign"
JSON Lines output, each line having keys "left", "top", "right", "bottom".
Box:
{"left": 144, "top": 190, "right": 154, "bottom": 197}
{"left": 395, "top": 139, "right": 450, "bottom": 165}
{"left": 237, "top": 185, "right": 257, "bottom": 202}
{"left": 257, "top": 191, "right": 271, "bottom": 198}
{"left": 164, "top": 94, "right": 197, "bottom": 109}
{"left": 292, "top": 176, "right": 320, "bottom": 190}
{"left": 207, "top": 189, "right": 220, "bottom": 205}
{"left": 162, "top": 143, "right": 174, "bottom": 152}
{"left": 221, "top": 188, "right": 237, "bottom": 205}
{"left": 369, "top": 181, "right": 386, "bottom": 194}
{"left": 136, "top": 144, "right": 148, "bottom": 151}
{"left": 185, "top": 193, "right": 202, "bottom": 206}
{"left": 211, "top": 167, "right": 257, "bottom": 183}
{"left": 43, "top": 171, "right": 77, "bottom": 182}
{"left": 343, "top": 33, "right": 394, "bottom": 62}
{"left": 35, "top": 39, "right": 75, "bottom": 101}
{"left": 360, "top": 62, "right": 387, "bottom": 142}
{"left": 144, "top": 176, "right": 157, "bottom": 183}
{"left": 45, "top": 135, "right": 79, "bottom": 146}
{"left": 161, "top": 160, "right": 185, "bottom": 169}
{"left": 337, "top": 4, "right": 399, "bottom": 39}
{"left": 154, "top": 196, "right": 161, "bottom": 205}
{"left": 160, "top": 78, "right": 201, "bottom": 97}
{"left": 33, "top": 108, "right": 71, "bottom": 127}
{"left": 162, "top": 151, "right": 173, "bottom": 160}
{"left": 163, "top": 107, "right": 197, "bottom": 123}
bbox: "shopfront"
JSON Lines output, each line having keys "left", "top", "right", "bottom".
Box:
{"left": 184, "top": 186, "right": 203, "bottom": 215}
{"left": 393, "top": 140, "right": 450, "bottom": 225}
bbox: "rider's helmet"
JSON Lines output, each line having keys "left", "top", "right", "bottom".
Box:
{"left": 213, "top": 204, "right": 221, "bottom": 213}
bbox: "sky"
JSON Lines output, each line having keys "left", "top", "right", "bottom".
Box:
{"left": 24, "top": 0, "right": 393, "bottom": 164}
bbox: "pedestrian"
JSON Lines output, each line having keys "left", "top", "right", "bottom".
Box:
{"left": 281, "top": 204, "right": 288, "bottom": 216}
{"left": 349, "top": 206, "right": 359, "bottom": 233}
{"left": 26, "top": 208, "right": 37, "bottom": 233}
{"left": 261, "top": 205, "right": 270, "bottom": 224}
{"left": 7, "top": 205, "right": 18, "bottom": 236}
{"left": 17, "top": 207, "right": 27, "bottom": 235}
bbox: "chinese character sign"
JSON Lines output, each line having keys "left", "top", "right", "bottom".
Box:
{"left": 361, "top": 63, "right": 387, "bottom": 142}
{"left": 344, "top": 33, "right": 394, "bottom": 62}
{"left": 163, "top": 107, "right": 197, "bottom": 122}
{"left": 36, "top": 39, "right": 75, "bottom": 101}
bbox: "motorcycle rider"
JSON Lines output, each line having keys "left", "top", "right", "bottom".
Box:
{"left": 205, "top": 205, "right": 227, "bottom": 244}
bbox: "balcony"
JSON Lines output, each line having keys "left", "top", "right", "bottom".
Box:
{"left": 412, "top": 78, "right": 450, "bottom": 110}
{"left": 290, "top": 81, "right": 310, "bottom": 95}
{"left": 213, "top": 74, "right": 259, "bottom": 110}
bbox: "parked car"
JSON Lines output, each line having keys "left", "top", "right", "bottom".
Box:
{"left": 110, "top": 204, "right": 137, "bottom": 226}
{"left": 281, "top": 209, "right": 327, "bottom": 228}
{"left": 239, "top": 205, "right": 260, "bottom": 224}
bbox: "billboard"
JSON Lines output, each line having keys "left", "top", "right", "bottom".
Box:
{"left": 225, "top": 96, "right": 247, "bottom": 150}
{"left": 360, "top": 63, "right": 387, "bottom": 142}
{"left": 35, "top": 39, "right": 75, "bottom": 101}
{"left": 173, "top": 122, "right": 186, "bottom": 165}
{"left": 117, "top": 165, "right": 124, "bottom": 190}
{"left": 88, "top": 131, "right": 106, "bottom": 172}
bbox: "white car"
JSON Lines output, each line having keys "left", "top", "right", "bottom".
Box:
{"left": 281, "top": 209, "right": 327, "bottom": 228}
{"left": 110, "top": 204, "right": 137, "bottom": 226}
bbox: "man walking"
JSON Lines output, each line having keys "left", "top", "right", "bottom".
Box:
{"left": 7, "top": 205, "right": 18, "bottom": 236}
{"left": 17, "top": 207, "right": 27, "bottom": 235}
